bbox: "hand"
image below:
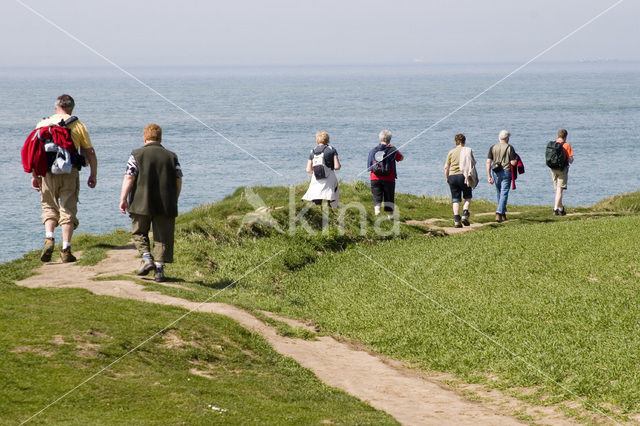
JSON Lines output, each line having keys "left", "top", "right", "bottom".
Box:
{"left": 88, "top": 175, "right": 97, "bottom": 188}
{"left": 31, "top": 176, "right": 42, "bottom": 191}
{"left": 119, "top": 199, "right": 129, "bottom": 214}
{"left": 488, "top": 177, "right": 494, "bottom": 185}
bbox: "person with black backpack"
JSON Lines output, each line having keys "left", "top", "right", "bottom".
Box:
{"left": 367, "top": 130, "right": 404, "bottom": 220}
{"left": 302, "top": 131, "right": 341, "bottom": 208}
{"left": 545, "top": 129, "right": 574, "bottom": 216}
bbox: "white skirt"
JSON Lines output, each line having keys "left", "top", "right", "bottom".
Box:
{"left": 302, "top": 169, "right": 339, "bottom": 207}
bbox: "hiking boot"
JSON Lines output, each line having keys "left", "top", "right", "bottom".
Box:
{"left": 60, "top": 247, "right": 76, "bottom": 263}
{"left": 553, "top": 209, "right": 559, "bottom": 216}
{"left": 40, "top": 238, "right": 55, "bottom": 262}
{"left": 495, "top": 213, "right": 503, "bottom": 223}
{"left": 560, "top": 207, "right": 566, "bottom": 216}
{"left": 501, "top": 213, "right": 507, "bottom": 222}
{"left": 154, "top": 266, "right": 166, "bottom": 283}
{"left": 461, "top": 210, "right": 470, "bottom": 226}
{"left": 137, "top": 257, "right": 155, "bottom": 276}
{"left": 454, "top": 220, "right": 463, "bottom": 228}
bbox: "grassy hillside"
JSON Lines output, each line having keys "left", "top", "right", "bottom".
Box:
{"left": 3, "top": 184, "right": 639, "bottom": 422}
{"left": 0, "top": 249, "right": 394, "bottom": 425}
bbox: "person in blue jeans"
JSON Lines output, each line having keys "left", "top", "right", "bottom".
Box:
{"left": 486, "top": 130, "right": 517, "bottom": 223}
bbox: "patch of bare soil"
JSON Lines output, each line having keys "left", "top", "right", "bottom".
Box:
{"left": 16, "top": 246, "right": 614, "bottom": 425}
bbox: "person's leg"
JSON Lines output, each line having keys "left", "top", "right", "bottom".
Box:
{"left": 151, "top": 216, "right": 176, "bottom": 282}
{"left": 371, "top": 180, "right": 383, "bottom": 215}
{"left": 131, "top": 214, "right": 152, "bottom": 257}
{"left": 58, "top": 170, "right": 80, "bottom": 262}
{"left": 462, "top": 199, "right": 471, "bottom": 226}
{"left": 497, "top": 171, "right": 511, "bottom": 217}
{"left": 493, "top": 171, "right": 502, "bottom": 212}
{"left": 40, "top": 174, "right": 60, "bottom": 261}
{"left": 384, "top": 181, "right": 395, "bottom": 219}
{"left": 555, "top": 187, "right": 564, "bottom": 210}
{"left": 449, "top": 175, "right": 462, "bottom": 226}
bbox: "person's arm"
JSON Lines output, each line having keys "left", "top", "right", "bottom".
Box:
{"left": 30, "top": 170, "right": 42, "bottom": 191}
{"left": 333, "top": 155, "right": 341, "bottom": 171}
{"left": 306, "top": 159, "right": 313, "bottom": 174}
{"left": 509, "top": 146, "right": 517, "bottom": 166}
{"left": 568, "top": 155, "right": 574, "bottom": 164}
{"left": 176, "top": 177, "right": 182, "bottom": 199}
{"left": 119, "top": 174, "right": 135, "bottom": 214}
{"left": 444, "top": 163, "right": 450, "bottom": 183}
{"left": 83, "top": 147, "right": 98, "bottom": 188}
{"left": 486, "top": 158, "right": 493, "bottom": 184}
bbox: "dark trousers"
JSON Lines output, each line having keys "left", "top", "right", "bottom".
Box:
{"left": 370, "top": 180, "right": 395, "bottom": 212}
{"left": 130, "top": 214, "right": 175, "bottom": 263}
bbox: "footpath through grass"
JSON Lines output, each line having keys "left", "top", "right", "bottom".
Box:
{"left": 3, "top": 184, "right": 640, "bottom": 422}
{"left": 0, "top": 258, "right": 394, "bottom": 424}
{"left": 162, "top": 184, "right": 640, "bottom": 419}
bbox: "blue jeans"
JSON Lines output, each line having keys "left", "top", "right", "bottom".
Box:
{"left": 492, "top": 169, "right": 511, "bottom": 214}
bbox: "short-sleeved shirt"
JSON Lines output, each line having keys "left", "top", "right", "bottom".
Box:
{"left": 446, "top": 146, "right": 463, "bottom": 175}
{"left": 36, "top": 113, "right": 93, "bottom": 150}
{"left": 487, "top": 143, "right": 517, "bottom": 170}
{"left": 126, "top": 153, "right": 183, "bottom": 178}
{"left": 556, "top": 138, "right": 574, "bottom": 158}
{"left": 308, "top": 144, "right": 338, "bottom": 170}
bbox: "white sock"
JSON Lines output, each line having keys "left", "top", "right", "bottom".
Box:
{"left": 387, "top": 214, "right": 394, "bottom": 220}
{"left": 374, "top": 206, "right": 381, "bottom": 215}
{"left": 142, "top": 252, "right": 152, "bottom": 259}
{"left": 46, "top": 231, "right": 54, "bottom": 239}
{"left": 154, "top": 262, "right": 164, "bottom": 269}
{"left": 62, "top": 242, "right": 71, "bottom": 250}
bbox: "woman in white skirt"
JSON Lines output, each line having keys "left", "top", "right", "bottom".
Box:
{"left": 302, "top": 131, "right": 341, "bottom": 208}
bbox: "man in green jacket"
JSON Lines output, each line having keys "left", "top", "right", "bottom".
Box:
{"left": 119, "top": 124, "right": 182, "bottom": 282}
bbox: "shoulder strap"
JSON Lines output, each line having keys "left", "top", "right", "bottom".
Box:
{"left": 63, "top": 116, "right": 78, "bottom": 127}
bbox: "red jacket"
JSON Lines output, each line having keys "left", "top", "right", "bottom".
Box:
{"left": 21, "top": 126, "right": 75, "bottom": 176}
{"left": 510, "top": 154, "right": 525, "bottom": 189}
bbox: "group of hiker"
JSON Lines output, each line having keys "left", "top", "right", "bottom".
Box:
{"left": 23, "top": 94, "right": 575, "bottom": 282}
{"left": 22, "top": 95, "right": 181, "bottom": 283}
{"left": 303, "top": 128, "right": 574, "bottom": 227}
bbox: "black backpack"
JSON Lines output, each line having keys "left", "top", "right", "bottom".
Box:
{"left": 545, "top": 141, "right": 567, "bottom": 170}
{"left": 370, "top": 146, "right": 393, "bottom": 176}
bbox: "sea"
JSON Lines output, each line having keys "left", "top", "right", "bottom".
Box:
{"left": 2, "top": 62, "right": 639, "bottom": 263}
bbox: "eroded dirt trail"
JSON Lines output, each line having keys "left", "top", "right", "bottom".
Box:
{"left": 16, "top": 247, "right": 576, "bottom": 425}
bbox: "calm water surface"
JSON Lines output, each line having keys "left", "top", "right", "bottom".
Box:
{"left": 2, "top": 63, "right": 639, "bottom": 262}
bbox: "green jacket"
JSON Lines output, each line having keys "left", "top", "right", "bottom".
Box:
{"left": 129, "top": 142, "right": 180, "bottom": 217}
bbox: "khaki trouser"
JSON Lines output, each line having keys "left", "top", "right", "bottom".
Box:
{"left": 551, "top": 167, "right": 568, "bottom": 190}
{"left": 130, "top": 214, "right": 175, "bottom": 263}
{"left": 41, "top": 168, "right": 80, "bottom": 228}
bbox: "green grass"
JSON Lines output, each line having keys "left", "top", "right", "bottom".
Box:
{"left": 0, "top": 285, "right": 395, "bottom": 425}
{"left": 165, "top": 185, "right": 640, "bottom": 418}
{"left": 5, "top": 184, "right": 640, "bottom": 422}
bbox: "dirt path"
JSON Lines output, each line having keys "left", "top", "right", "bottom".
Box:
{"left": 16, "top": 247, "right": 581, "bottom": 425}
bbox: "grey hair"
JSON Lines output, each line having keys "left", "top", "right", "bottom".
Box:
{"left": 379, "top": 129, "right": 392, "bottom": 143}
{"left": 55, "top": 94, "right": 75, "bottom": 112}
{"left": 498, "top": 129, "right": 510, "bottom": 141}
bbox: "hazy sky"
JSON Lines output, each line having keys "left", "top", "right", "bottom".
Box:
{"left": 3, "top": 0, "right": 638, "bottom": 67}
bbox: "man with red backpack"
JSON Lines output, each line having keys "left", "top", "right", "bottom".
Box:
{"left": 28, "top": 94, "right": 98, "bottom": 262}
{"left": 545, "top": 129, "right": 574, "bottom": 216}
{"left": 367, "top": 130, "right": 404, "bottom": 220}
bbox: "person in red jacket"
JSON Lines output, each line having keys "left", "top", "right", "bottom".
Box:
{"left": 30, "top": 94, "right": 98, "bottom": 263}
{"left": 367, "top": 130, "right": 404, "bottom": 220}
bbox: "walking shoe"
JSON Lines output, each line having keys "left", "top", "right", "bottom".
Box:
{"left": 495, "top": 213, "right": 504, "bottom": 223}
{"left": 60, "top": 247, "right": 76, "bottom": 263}
{"left": 154, "top": 265, "right": 166, "bottom": 283}
{"left": 560, "top": 207, "right": 566, "bottom": 216}
{"left": 454, "top": 220, "right": 462, "bottom": 228}
{"left": 40, "top": 237, "right": 55, "bottom": 262}
{"left": 501, "top": 213, "right": 507, "bottom": 222}
{"left": 461, "top": 210, "right": 470, "bottom": 226}
{"left": 137, "top": 257, "right": 155, "bottom": 276}
{"left": 553, "top": 209, "right": 559, "bottom": 216}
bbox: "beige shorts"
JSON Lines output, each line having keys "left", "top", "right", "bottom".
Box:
{"left": 40, "top": 169, "right": 80, "bottom": 228}
{"left": 551, "top": 167, "right": 568, "bottom": 190}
